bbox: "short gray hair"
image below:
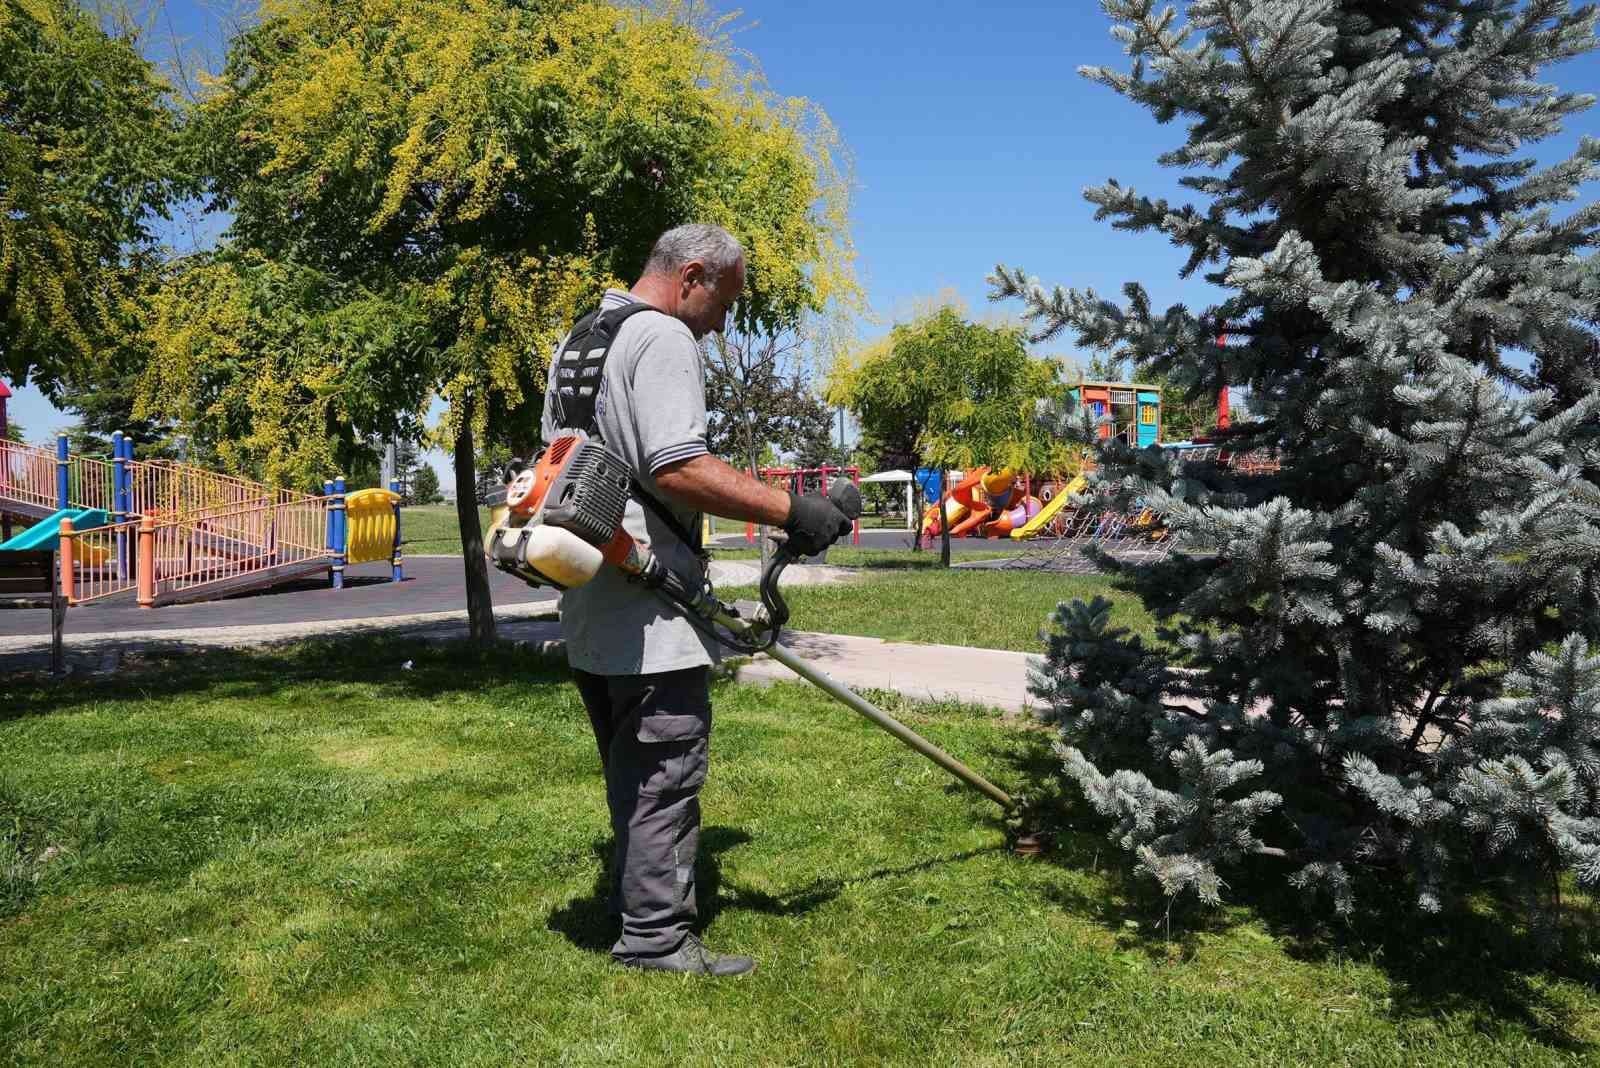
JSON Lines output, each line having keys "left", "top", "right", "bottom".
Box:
{"left": 642, "top": 223, "right": 744, "bottom": 283}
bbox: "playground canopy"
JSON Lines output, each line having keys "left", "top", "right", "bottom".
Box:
{"left": 860, "top": 469, "right": 920, "bottom": 531}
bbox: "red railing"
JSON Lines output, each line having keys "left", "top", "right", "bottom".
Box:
{"left": 126, "top": 458, "right": 320, "bottom": 518}
{"left": 57, "top": 517, "right": 137, "bottom": 605}
{"left": 0, "top": 440, "right": 58, "bottom": 513}
{"left": 60, "top": 497, "right": 334, "bottom": 606}
{"left": 0, "top": 442, "right": 318, "bottom": 519}
{"left": 746, "top": 464, "right": 862, "bottom": 546}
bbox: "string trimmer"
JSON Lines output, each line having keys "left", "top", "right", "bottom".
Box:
{"left": 486, "top": 433, "right": 1040, "bottom": 847}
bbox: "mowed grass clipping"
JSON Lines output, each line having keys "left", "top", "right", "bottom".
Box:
{"left": 4, "top": 641, "right": 1599, "bottom": 1066}
{"left": 719, "top": 567, "right": 1162, "bottom": 652}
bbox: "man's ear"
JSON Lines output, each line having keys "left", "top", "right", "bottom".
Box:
{"left": 681, "top": 261, "right": 706, "bottom": 292}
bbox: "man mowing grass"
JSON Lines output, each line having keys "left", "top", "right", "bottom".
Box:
{"left": 539, "top": 224, "right": 853, "bottom": 976}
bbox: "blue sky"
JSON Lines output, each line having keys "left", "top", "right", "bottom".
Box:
{"left": 9, "top": 1, "right": 1600, "bottom": 486}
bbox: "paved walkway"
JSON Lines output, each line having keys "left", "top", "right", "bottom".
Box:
{"left": 0, "top": 557, "right": 556, "bottom": 639}
{"left": 733, "top": 632, "right": 1035, "bottom": 712}
{"left": 3, "top": 554, "right": 1036, "bottom": 712}
{"left": 0, "top": 556, "right": 862, "bottom": 642}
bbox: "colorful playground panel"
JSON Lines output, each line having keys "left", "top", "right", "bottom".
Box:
{"left": 344, "top": 488, "right": 401, "bottom": 566}
{"left": 1066, "top": 380, "right": 1163, "bottom": 447}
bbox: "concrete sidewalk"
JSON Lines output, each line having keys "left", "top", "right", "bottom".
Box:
{"left": 733, "top": 632, "right": 1037, "bottom": 713}
{"left": 4, "top": 605, "right": 1038, "bottom": 714}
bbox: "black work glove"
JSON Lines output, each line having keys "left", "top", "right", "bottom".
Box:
{"left": 782, "top": 491, "right": 852, "bottom": 557}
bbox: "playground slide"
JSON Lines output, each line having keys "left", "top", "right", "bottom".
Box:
{"left": 921, "top": 468, "right": 990, "bottom": 537}
{"left": 950, "top": 506, "right": 992, "bottom": 537}
{"left": 1009, "top": 475, "right": 1088, "bottom": 539}
{"left": 0, "top": 508, "right": 110, "bottom": 551}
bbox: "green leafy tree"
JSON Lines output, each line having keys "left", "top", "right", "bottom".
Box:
{"left": 408, "top": 460, "right": 443, "bottom": 506}
{"left": 993, "top": 0, "right": 1600, "bottom": 933}
{"left": 830, "top": 308, "right": 1066, "bottom": 564}
{"left": 60, "top": 371, "right": 179, "bottom": 459}
{"left": 4, "top": 418, "right": 23, "bottom": 444}
{"left": 0, "top": 0, "right": 181, "bottom": 398}
{"left": 139, "top": 0, "right": 855, "bottom": 641}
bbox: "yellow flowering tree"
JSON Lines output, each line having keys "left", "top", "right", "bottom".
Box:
{"left": 0, "top": 0, "right": 181, "bottom": 398}
{"left": 140, "top": 0, "right": 855, "bottom": 640}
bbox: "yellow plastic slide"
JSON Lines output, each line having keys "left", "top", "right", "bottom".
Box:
{"left": 1009, "top": 474, "right": 1087, "bottom": 539}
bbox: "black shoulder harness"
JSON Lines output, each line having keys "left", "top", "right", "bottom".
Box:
{"left": 552, "top": 302, "right": 660, "bottom": 436}
{"left": 552, "top": 301, "right": 705, "bottom": 554}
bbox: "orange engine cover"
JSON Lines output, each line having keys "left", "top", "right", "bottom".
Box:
{"left": 507, "top": 435, "right": 582, "bottom": 518}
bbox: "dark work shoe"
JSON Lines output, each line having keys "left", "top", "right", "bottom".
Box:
{"left": 616, "top": 934, "right": 756, "bottom": 977}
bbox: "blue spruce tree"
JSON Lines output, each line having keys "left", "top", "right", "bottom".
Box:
{"left": 996, "top": 1, "right": 1600, "bottom": 924}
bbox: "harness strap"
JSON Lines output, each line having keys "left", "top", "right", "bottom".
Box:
{"left": 553, "top": 301, "right": 705, "bottom": 556}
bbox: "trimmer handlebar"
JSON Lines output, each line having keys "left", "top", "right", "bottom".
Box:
{"left": 761, "top": 477, "right": 862, "bottom": 631}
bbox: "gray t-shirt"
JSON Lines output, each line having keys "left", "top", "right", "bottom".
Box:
{"left": 540, "top": 288, "right": 718, "bottom": 675}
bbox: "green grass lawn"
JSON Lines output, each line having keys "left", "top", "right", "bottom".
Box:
{"left": 720, "top": 567, "right": 1161, "bottom": 652}
{"left": 400, "top": 505, "right": 492, "bottom": 555}
{"left": 5, "top": 641, "right": 1596, "bottom": 1065}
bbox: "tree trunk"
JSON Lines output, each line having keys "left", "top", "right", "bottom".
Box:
{"left": 911, "top": 479, "right": 923, "bottom": 552}
{"left": 940, "top": 467, "right": 953, "bottom": 568}
{"left": 745, "top": 424, "right": 771, "bottom": 573}
{"left": 453, "top": 419, "right": 497, "bottom": 644}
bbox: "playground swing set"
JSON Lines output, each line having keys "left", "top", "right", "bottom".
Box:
{"left": 1, "top": 383, "right": 410, "bottom": 611}
{"left": 739, "top": 464, "right": 863, "bottom": 548}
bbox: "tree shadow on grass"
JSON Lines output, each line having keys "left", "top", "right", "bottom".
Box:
{"left": 545, "top": 826, "right": 1004, "bottom": 957}
{"left": 2, "top": 635, "right": 575, "bottom": 725}
{"left": 840, "top": 557, "right": 945, "bottom": 572}
{"left": 996, "top": 725, "right": 1600, "bottom": 1054}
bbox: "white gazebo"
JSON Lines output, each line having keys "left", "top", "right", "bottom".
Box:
{"left": 859, "top": 469, "right": 917, "bottom": 530}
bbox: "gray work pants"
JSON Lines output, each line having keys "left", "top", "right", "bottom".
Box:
{"left": 572, "top": 666, "right": 711, "bottom": 960}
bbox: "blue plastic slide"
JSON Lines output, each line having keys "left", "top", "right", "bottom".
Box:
{"left": 0, "top": 508, "right": 111, "bottom": 551}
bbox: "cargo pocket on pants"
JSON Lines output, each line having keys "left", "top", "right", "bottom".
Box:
{"left": 635, "top": 713, "right": 709, "bottom": 796}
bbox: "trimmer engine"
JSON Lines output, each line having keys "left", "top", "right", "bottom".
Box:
{"left": 507, "top": 435, "right": 631, "bottom": 545}
{"left": 488, "top": 432, "right": 662, "bottom": 590}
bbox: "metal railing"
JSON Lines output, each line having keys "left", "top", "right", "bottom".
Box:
{"left": 126, "top": 458, "right": 320, "bottom": 518}
{"left": 69, "top": 455, "right": 117, "bottom": 515}
{"left": 4, "top": 438, "right": 356, "bottom": 607}
{"left": 57, "top": 517, "right": 138, "bottom": 604}
{"left": 0, "top": 440, "right": 324, "bottom": 520}
{"left": 0, "top": 440, "right": 60, "bottom": 514}
{"left": 60, "top": 497, "right": 334, "bottom": 606}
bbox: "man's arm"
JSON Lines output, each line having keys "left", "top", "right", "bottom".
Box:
{"left": 654, "top": 453, "right": 792, "bottom": 526}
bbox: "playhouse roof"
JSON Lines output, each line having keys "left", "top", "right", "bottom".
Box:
{"left": 0, "top": 380, "right": 11, "bottom": 398}
{"left": 1069, "top": 380, "right": 1163, "bottom": 392}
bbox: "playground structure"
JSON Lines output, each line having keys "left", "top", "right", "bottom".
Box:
{"left": 743, "top": 464, "right": 862, "bottom": 547}
{"left": 913, "top": 378, "right": 1277, "bottom": 554}
{"left": 916, "top": 379, "right": 1165, "bottom": 543}
{"left": 0, "top": 428, "right": 406, "bottom": 608}
{"left": 920, "top": 468, "right": 1042, "bottom": 539}
{"left": 1068, "top": 380, "right": 1164, "bottom": 446}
